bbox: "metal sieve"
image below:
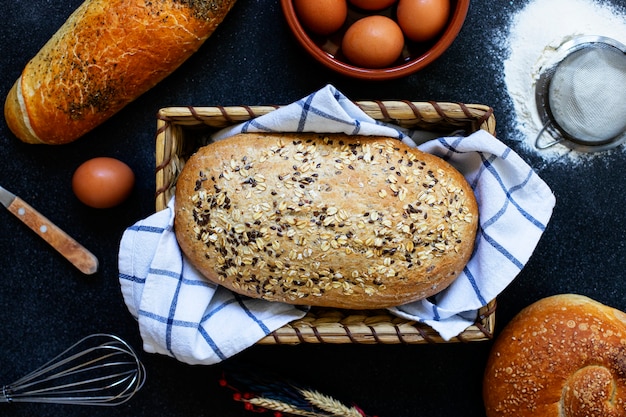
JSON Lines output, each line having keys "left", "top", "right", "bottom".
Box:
{"left": 535, "top": 36, "right": 626, "bottom": 153}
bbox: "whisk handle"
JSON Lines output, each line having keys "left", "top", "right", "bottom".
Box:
{"left": 1, "top": 385, "right": 13, "bottom": 403}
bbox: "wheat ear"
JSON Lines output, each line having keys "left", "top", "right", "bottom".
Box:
{"left": 299, "top": 389, "right": 364, "bottom": 417}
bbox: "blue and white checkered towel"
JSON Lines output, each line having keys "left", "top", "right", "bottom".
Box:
{"left": 119, "top": 85, "right": 555, "bottom": 365}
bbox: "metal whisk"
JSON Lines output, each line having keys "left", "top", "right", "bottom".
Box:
{"left": 0, "top": 333, "right": 146, "bottom": 406}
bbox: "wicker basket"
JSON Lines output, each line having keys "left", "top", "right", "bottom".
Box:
{"left": 155, "top": 101, "right": 497, "bottom": 344}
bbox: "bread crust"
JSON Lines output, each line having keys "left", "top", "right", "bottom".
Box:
{"left": 4, "top": 0, "right": 237, "bottom": 145}
{"left": 483, "top": 294, "right": 626, "bottom": 417}
{"left": 174, "top": 133, "right": 478, "bottom": 309}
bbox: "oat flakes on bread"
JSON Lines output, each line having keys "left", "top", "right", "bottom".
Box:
{"left": 174, "top": 132, "right": 478, "bottom": 309}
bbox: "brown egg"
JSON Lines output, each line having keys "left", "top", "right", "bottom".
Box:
{"left": 348, "top": 0, "right": 397, "bottom": 10}
{"left": 341, "top": 15, "right": 404, "bottom": 68}
{"left": 294, "top": 0, "right": 348, "bottom": 35}
{"left": 397, "top": 0, "right": 450, "bottom": 42}
{"left": 72, "top": 157, "right": 135, "bottom": 208}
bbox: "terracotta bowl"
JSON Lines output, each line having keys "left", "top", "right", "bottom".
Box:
{"left": 281, "top": 0, "right": 470, "bottom": 81}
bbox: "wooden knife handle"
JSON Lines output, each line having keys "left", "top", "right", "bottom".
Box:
{"left": 7, "top": 196, "right": 99, "bottom": 275}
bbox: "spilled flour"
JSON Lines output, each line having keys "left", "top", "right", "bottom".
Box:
{"left": 502, "top": 0, "right": 626, "bottom": 164}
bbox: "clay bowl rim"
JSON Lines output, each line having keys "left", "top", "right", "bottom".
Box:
{"left": 281, "top": 0, "right": 471, "bottom": 81}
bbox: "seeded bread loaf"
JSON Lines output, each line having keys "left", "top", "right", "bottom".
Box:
{"left": 483, "top": 294, "right": 626, "bottom": 417}
{"left": 4, "top": 0, "right": 237, "bottom": 145}
{"left": 174, "top": 133, "right": 478, "bottom": 309}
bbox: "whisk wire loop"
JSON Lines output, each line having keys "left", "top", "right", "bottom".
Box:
{"left": 0, "top": 333, "right": 146, "bottom": 406}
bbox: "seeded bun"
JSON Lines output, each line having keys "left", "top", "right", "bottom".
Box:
{"left": 483, "top": 294, "right": 626, "bottom": 417}
{"left": 174, "top": 133, "right": 478, "bottom": 309}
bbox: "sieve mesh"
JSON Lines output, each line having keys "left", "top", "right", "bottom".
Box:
{"left": 548, "top": 46, "right": 626, "bottom": 143}
{"left": 535, "top": 36, "right": 626, "bottom": 152}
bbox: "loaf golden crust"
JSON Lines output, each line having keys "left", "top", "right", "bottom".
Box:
{"left": 483, "top": 294, "right": 626, "bottom": 417}
{"left": 4, "top": 0, "right": 237, "bottom": 144}
{"left": 174, "top": 133, "right": 478, "bottom": 309}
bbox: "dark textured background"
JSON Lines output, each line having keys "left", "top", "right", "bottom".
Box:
{"left": 1, "top": 1, "right": 626, "bottom": 416}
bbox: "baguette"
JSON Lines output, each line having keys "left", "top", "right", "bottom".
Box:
{"left": 4, "top": 0, "right": 237, "bottom": 145}
{"left": 483, "top": 294, "right": 626, "bottom": 417}
{"left": 174, "top": 133, "right": 479, "bottom": 309}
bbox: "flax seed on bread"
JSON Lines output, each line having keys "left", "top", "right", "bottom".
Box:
{"left": 174, "top": 132, "right": 478, "bottom": 309}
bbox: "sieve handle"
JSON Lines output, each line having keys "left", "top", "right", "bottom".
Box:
{"left": 535, "top": 122, "right": 564, "bottom": 150}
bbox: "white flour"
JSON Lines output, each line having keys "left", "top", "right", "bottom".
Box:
{"left": 501, "top": 0, "right": 626, "bottom": 164}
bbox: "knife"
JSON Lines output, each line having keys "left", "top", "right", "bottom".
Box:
{"left": 0, "top": 185, "right": 99, "bottom": 275}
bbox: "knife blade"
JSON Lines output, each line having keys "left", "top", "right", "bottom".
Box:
{"left": 0, "top": 185, "right": 99, "bottom": 275}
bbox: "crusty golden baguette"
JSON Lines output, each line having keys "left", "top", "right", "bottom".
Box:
{"left": 4, "top": 0, "right": 237, "bottom": 145}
